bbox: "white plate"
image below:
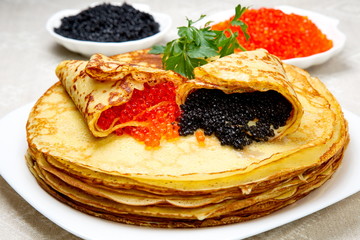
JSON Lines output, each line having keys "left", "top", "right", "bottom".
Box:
{"left": 0, "top": 103, "right": 360, "bottom": 240}
{"left": 195, "top": 5, "right": 346, "bottom": 69}
{"left": 46, "top": 3, "right": 172, "bottom": 57}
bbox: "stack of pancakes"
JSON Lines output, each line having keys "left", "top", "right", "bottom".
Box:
{"left": 26, "top": 49, "right": 348, "bottom": 228}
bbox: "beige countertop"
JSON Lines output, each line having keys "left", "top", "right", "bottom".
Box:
{"left": 1, "top": 0, "right": 360, "bottom": 239}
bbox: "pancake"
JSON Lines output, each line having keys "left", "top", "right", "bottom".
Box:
{"left": 56, "top": 51, "right": 185, "bottom": 138}
{"left": 25, "top": 145, "right": 344, "bottom": 227}
{"left": 177, "top": 49, "right": 303, "bottom": 140}
{"left": 26, "top": 49, "right": 349, "bottom": 228}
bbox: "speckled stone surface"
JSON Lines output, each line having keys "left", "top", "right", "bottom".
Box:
{"left": 1, "top": 0, "right": 360, "bottom": 239}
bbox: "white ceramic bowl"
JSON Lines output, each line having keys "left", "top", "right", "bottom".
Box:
{"left": 46, "top": 3, "right": 172, "bottom": 57}
{"left": 195, "top": 5, "right": 346, "bottom": 69}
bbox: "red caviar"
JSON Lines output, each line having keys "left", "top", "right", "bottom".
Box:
{"left": 211, "top": 8, "right": 333, "bottom": 60}
{"left": 97, "top": 82, "right": 180, "bottom": 147}
{"left": 195, "top": 129, "right": 206, "bottom": 145}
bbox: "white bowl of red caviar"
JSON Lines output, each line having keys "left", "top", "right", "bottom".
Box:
{"left": 46, "top": 3, "right": 172, "bottom": 57}
{"left": 196, "top": 5, "right": 346, "bottom": 69}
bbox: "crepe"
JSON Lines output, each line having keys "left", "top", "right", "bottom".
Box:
{"left": 56, "top": 50, "right": 185, "bottom": 137}
{"left": 177, "top": 49, "right": 303, "bottom": 139}
{"left": 26, "top": 147, "right": 343, "bottom": 227}
{"left": 26, "top": 49, "right": 349, "bottom": 228}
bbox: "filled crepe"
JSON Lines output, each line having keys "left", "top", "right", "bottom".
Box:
{"left": 56, "top": 51, "right": 185, "bottom": 139}
{"left": 176, "top": 49, "right": 303, "bottom": 147}
{"left": 26, "top": 49, "right": 348, "bottom": 228}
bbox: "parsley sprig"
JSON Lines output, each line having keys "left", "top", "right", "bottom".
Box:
{"left": 150, "top": 4, "right": 249, "bottom": 79}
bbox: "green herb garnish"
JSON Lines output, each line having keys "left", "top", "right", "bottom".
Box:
{"left": 149, "top": 4, "right": 249, "bottom": 79}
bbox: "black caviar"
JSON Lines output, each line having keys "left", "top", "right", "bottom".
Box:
{"left": 54, "top": 3, "right": 160, "bottom": 42}
{"left": 178, "top": 89, "right": 293, "bottom": 150}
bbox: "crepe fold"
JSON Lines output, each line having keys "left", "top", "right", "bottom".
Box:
{"left": 56, "top": 50, "right": 185, "bottom": 137}
{"left": 26, "top": 50, "right": 349, "bottom": 228}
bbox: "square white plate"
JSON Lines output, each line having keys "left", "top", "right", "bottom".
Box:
{"left": 0, "top": 103, "right": 359, "bottom": 240}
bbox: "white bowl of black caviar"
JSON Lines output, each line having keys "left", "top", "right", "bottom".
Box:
{"left": 46, "top": 2, "right": 172, "bottom": 57}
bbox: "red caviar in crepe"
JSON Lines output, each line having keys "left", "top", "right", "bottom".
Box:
{"left": 97, "top": 82, "right": 180, "bottom": 147}
{"left": 56, "top": 52, "right": 185, "bottom": 147}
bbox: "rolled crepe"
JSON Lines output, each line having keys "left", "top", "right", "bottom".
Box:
{"left": 56, "top": 51, "right": 185, "bottom": 137}
{"left": 177, "top": 49, "right": 303, "bottom": 139}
